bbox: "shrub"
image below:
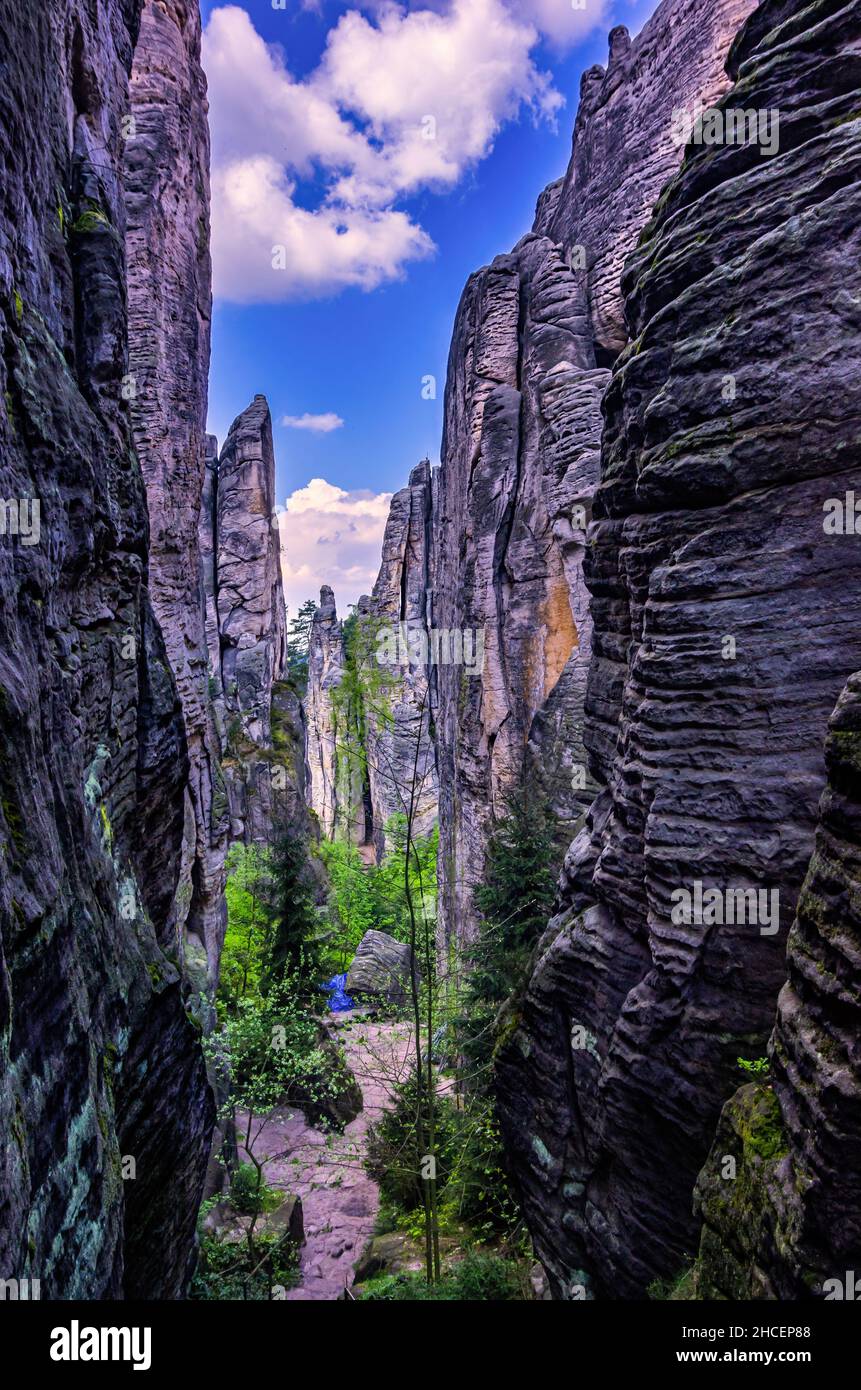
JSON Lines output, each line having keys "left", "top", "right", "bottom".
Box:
{"left": 361, "top": 1251, "right": 521, "bottom": 1301}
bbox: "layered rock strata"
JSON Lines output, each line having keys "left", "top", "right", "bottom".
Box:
{"left": 0, "top": 0, "right": 212, "bottom": 1297}
{"left": 305, "top": 585, "right": 367, "bottom": 845}
{"left": 363, "top": 461, "right": 437, "bottom": 856}
{"left": 694, "top": 670, "right": 861, "bottom": 1298}
{"left": 124, "top": 0, "right": 227, "bottom": 983}
{"left": 434, "top": 0, "right": 755, "bottom": 952}
{"left": 212, "top": 395, "right": 288, "bottom": 844}
{"left": 496, "top": 0, "right": 861, "bottom": 1298}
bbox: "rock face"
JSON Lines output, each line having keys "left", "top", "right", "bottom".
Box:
{"left": 434, "top": 0, "right": 755, "bottom": 953}
{"left": 347, "top": 930, "right": 416, "bottom": 1005}
{"left": 434, "top": 227, "right": 604, "bottom": 953}
{"left": 212, "top": 395, "right": 289, "bottom": 843}
{"left": 694, "top": 671, "right": 861, "bottom": 1298}
{"left": 0, "top": 0, "right": 213, "bottom": 1297}
{"left": 496, "top": 0, "right": 861, "bottom": 1298}
{"left": 305, "top": 585, "right": 366, "bottom": 844}
{"left": 364, "top": 461, "right": 437, "bottom": 856}
{"left": 124, "top": 0, "right": 227, "bottom": 982}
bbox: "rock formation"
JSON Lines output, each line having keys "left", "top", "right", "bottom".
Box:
{"left": 305, "top": 585, "right": 367, "bottom": 844}
{"left": 124, "top": 0, "right": 227, "bottom": 984}
{"left": 212, "top": 394, "right": 289, "bottom": 844}
{"left": 363, "top": 461, "right": 437, "bottom": 855}
{"left": 434, "top": 0, "right": 755, "bottom": 953}
{"left": 304, "top": 461, "right": 438, "bottom": 858}
{"left": 346, "top": 930, "right": 416, "bottom": 1006}
{"left": 694, "top": 665, "right": 861, "bottom": 1299}
{"left": 0, "top": 0, "right": 213, "bottom": 1297}
{"left": 496, "top": 0, "right": 861, "bottom": 1298}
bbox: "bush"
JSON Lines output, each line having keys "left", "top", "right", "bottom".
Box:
{"left": 366, "top": 1073, "right": 461, "bottom": 1212}
{"left": 230, "top": 1163, "right": 280, "bottom": 1216}
{"left": 366, "top": 1073, "right": 520, "bottom": 1239}
{"left": 361, "top": 1251, "right": 521, "bottom": 1301}
{"left": 190, "top": 1231, "right": 298, "bottom": 1301}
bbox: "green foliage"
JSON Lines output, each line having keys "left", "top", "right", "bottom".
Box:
{"left": 366, "top": 1075, "right": 520, "bottom": 1240}
{"left": 230, "top": 1162, "right": 281, "bottom": 1216}
{"left": 266, "top": 830, "right": 324, "bottom": 1001}
{"left": 285, "top": 598, "right": 317, "bottom": 693}
{"left": 366, "top": 1072, "right": 461, "bottom": 1211}
{"left": 191, "top": 1231, "right": 298, "bottom": 1301}
{"left": 456, "top": 789, "right": 556, "bottom": 1090}
{"left": 737, "top": 1056, "right": 770, "bottom": 1078}
{"left": 316, "top": 817, "right": 438, "bottom": 975}
{"left": 207, "top": 977, "right": 336, "bottom": 1118}
{"left": 360, "top": 1251, "right": 522, "bottom": 1301}
{"left": 317, "top": 837, "right": 375, "bottom": 973}
{"left": 219, "top": 843, "right": 273, "bottom": 1011}
{"left": 370, "top": 816, "right": 438, "bottom": 940}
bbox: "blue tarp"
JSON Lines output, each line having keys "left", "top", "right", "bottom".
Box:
{"left": 321, "top": 973, "right": 355, "bottom": 1012}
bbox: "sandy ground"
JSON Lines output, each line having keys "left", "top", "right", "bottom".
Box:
{"left": 239, "top": 1015, "right": 415, "bottom": 1300}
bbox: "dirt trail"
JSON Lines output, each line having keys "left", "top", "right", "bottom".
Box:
{"left": 242, "top": 1015, "right": 414, "bottom": 1301}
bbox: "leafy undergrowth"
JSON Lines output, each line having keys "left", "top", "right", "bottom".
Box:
{"left": 190, "top": 1230, "right": 300, "bottom": 1301}
{"left": 360, "top": 1250, "right": 526, "bottom": 1301}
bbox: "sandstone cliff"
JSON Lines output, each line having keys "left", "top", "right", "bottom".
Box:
{"left": 124, "top": 0, "right": 227, "bottom": 984}
{"left": 212, "top": 394, "right": 289, "bottom": 844}
{"left": 0, "top": 0, "right": 212, "bottom": 1297}
{"left": 694, "top": 670, "right": 861, "bottom": 1299}
{"left": 364, "top": 461, "right": 437, "bottom": 855}
{"left": 496, "top": 0, "right": 861, "bottom": 1298}
{"left": 305, "top": 585, "right": 367, "bottom": 845}
{"left": 434, "top": 0, "right": 755, "bottom": 953}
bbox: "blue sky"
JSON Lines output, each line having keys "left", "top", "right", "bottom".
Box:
{"left": 200, "top": 0, "right": 660, "bottom": 614}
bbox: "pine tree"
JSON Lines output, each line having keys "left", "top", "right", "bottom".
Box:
{"left": 265, "top": 830, "right": 322, "bottom": 999}
{"left": 458, "top": 788, "right": 557, "bottom": 1090}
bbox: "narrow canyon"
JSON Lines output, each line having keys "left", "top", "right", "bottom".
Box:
{"left": 0, "top": 0, "right": 859, "bottom": 1314}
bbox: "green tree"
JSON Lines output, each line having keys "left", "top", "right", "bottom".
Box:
{"left": 457, "top": 789, "right": 556, "bottom": 1091}
{"left": 220, "top": 843, "right": 273, "bottom": 1011}
{"left": 285, "top": 597, "right": 318, "bottom": 693}
{"left": 317, "top": 837, "right": 375, "bottom": 973}
{"left": 265, "top": 830, "right": 323, "bottom": 999}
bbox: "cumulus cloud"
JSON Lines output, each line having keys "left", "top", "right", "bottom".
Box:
{"left": 281, "top": 411, "right": 345, "bottom": 432}
{"left": 510, "top": 0, "right": 612, "bottom": 50}
{"left": 277, "top": 477, "right": 392, "bottom": 618}
{"left": 203, "top": 0, "right": 590, "bottom": 302}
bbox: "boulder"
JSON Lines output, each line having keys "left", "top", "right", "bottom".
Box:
{"left": 346, "top": 930, "right": 416, "bottom": 1004}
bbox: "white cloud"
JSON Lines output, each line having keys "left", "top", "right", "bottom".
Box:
{"left": 278, "top": 477, "right": 392, "bottom": 618}
{"left": 281, "top": 411, "right": 345, "bottom": 432}
{"left": 202, "top": 0, "right": 585, "bottom": 302}
{"left": 509, "top": 0, "right": 611, "bottom": 50}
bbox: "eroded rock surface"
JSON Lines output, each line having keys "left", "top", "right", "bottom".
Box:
{"left": 364, "top": 461, "right": 437, "bottom": 856}
{"left": 496, "top": 0, "right": 861, "bottom": 1298}
{"left": 347, "top": 930, "right": 416, "bottom": 1006}
{"left": 214, "top": 395, "right": 288, "bottom": 843}
{"left": 694, "top": 670, "right": 861, "bottom": 1298}
{"left": 124, "top": 0, "right": 227, "bottom": 980}
{"left": 434, "top": 0, "right": 754, "bottom": 954}
{"left": 305, "top": 585, "right": 366, "bottom": 844}
{"left": 0, "top": 0, "right": 212, "bottom": 1297}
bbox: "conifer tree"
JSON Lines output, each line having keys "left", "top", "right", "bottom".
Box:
{"left": 265, "top": 830, "right": 322, "bottom": 999}
{"left": 458, "top": 788, "right": 556, "bottom": 1090}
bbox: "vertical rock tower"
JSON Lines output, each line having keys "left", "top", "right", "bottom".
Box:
{"left": 124, "top": 0, "right": 228, "bottom": 983}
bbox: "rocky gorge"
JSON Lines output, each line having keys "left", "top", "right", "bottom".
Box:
{"left": 0, "top": 0, "right": 859, "bottom": 1312}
